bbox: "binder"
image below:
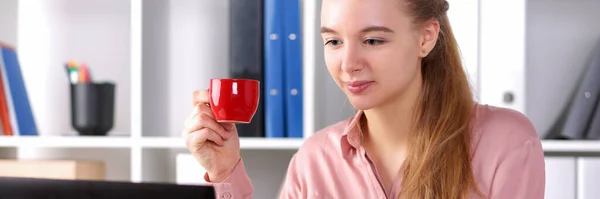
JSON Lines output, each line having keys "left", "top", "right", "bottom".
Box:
{"left": 0, "top": 46, "right": 38, "bottom": 136}
{"left": 546, "top": 42, "right": 600, "bottom": 139}
{"left": 0, "top": 65, "right": 13, "bottom": 135}
{"left": 263, "top": 0, "right": 285, "bottom": 138}
{"left": 585, "top": 97, "right": 600, "bottom": 139}
{"left": 282, "top": 0, "right": 303, "bottom": 138}
{"left": 229, "top": 0, "right": 265, "bottom": 137}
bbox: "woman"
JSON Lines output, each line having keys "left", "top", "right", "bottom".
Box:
{"left": 183, "top": 0, "right": 546, "bottom": 198}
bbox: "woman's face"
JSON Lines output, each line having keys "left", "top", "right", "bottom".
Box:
{"left": 321, "top": 0, "right": 434, "bottom": 110}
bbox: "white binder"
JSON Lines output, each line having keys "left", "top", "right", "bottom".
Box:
{"left": 479, "top": 0, "right": 526, "bottom": 113}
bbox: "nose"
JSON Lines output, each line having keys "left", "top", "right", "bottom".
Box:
{"left": 340, "top": 43, "right": 363, "bottom": 74}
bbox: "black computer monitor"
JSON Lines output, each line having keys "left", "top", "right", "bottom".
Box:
{"left": 0, "top": 177, "right": 216, "bottom": 199}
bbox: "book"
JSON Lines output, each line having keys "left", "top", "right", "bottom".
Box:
{"left": 229, "top": 0, "right": 265, "bottom": 137}
{"left": 0, "top": 45, "right": 38, "bottom": 136}
{"left": 263, "top": 0, "right": 285, "bottom": 138}
{"left": 546, "top": 42, "right": 600, "bottom": 139}
{"left": 585, "top": 96, "right": 600, "bottom": 139}
{"left": 282, "top": 0, "right": 303, "bottom": 138}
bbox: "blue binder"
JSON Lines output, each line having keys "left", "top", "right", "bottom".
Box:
{"left": 264, "top": 0, "right": 285, "bottom": 138}
{"left": 282, "top": 0, "right": 303, "bottom": 138}
{"left": 0, "top": 47, "right": 38, "bottom": 136}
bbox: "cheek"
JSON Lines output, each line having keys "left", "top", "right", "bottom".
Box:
{"left": 324, "top": 50, "right": 341, "bottom": 79}
{"left": 372, "top": 45, "right": 421, "bottom": 86}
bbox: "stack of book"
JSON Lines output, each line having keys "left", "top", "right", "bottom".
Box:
{"left": 0, "top": 42, "right": 38, "bottom": 136}
{"left": 229, "top": 0, "right": 303, "bottom": 139}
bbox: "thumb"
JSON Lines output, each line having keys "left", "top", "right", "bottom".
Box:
{"left": 192, "top": 90, "right": 200, "bottom": 107}
{"left": 193, "top": 90, "right": 210, "bottom": 106}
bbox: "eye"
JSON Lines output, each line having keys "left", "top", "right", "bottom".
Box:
{"left": 364, "top": 39, "right": 385, "bottom": 46}
{"left": 324, "top": 39, "right": 341, "bottom": 46}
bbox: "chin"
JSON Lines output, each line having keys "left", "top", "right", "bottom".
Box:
{"left": 346, "top": 95, "right": 380, "bottom": 111}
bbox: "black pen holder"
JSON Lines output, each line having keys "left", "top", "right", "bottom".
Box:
{"left": 70, "top": 82, "right": 116, "bottom": 136}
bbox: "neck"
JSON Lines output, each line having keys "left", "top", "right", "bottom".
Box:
{"left": 362, "top": 97, "right": 417, "bottom": 151}
{"left": 362, "top": 75, "right": 422, "bottom": 151}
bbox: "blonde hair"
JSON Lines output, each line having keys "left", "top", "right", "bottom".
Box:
{"left": 398, "top": 0, "right": 486, "bottom": 198}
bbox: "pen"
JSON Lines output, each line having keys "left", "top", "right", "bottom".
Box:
{"left": 80, "top": 63, "right": 92, "bottom": 83}
{"left": 69, "top": 68, "right": 79, "bottom": 84}
{"left": 66, "top": 60, "right": 79, "bottom": 84}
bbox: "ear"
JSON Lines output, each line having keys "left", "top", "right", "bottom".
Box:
{"left": 419, "top": 19, "right": 440, "bottom": 58}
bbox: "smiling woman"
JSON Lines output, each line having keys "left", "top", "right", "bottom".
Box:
{"left": 182, "top": 0, "right": 546, "bottom": 198}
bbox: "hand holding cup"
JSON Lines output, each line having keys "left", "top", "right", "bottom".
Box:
{"left": 183, "top": 78, "right": 260, "bottom": 182}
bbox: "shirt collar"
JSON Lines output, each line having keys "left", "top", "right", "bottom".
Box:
{"left": 339, "top": 103, "right": 483, "bottom": 154}
{"left": 340, "top": 110, "right": 364, "bottom": 152}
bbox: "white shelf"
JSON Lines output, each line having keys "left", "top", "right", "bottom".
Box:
{"left": 0, "top": 136, "right": 304, "bottom": 150}
{"left": 139, "top": 137, "right": 304, "bottom": 150}
{"left": 0, "top": 136, "right": 133, "bottom": 148}
{"left": 0, "top": 136, "right": 598, "bottom": 153}
{"left": 542, "top": 140, "right": 600, "bottom": 153}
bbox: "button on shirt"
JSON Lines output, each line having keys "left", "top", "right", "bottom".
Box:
{"left": 204, "top": 103, "right": 546, "bottom": 199}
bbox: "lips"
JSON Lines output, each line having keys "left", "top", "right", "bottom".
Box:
{"left": 345, "top": 81, "right": 374, "bottom": 94}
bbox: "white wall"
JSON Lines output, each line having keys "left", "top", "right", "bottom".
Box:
{"left": 0, "top": 0, "right": 18, "bottom": 46}
{"left": 15, "top": 0, "right": 131, "bottom": 181}
{"left": 17, "top": 0, "right": 131, "bottom": 136}
{"left": 141, "top": 0, "right": 230, "bottom": 138}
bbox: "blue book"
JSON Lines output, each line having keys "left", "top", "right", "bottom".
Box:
{"left": 282, "top": 0, "right": 303, "bottom": 138}
{"left": 0, "top": 47, "right": 38, "bottom": 136}
{"left": 263, "top": 0, "right": 285, "bottom": 138}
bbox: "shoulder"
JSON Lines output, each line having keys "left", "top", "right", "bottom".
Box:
{"left": 470, "top": 104, "right": 546, "bottom": 198}
{"left": 288, "top": 114, "right": 357, "bottom": 165}
{"left": 282, "top": 118, "right": 352, "bottom": 183}
{"left": 295, "top": 119, "right": 350, "bottom": 156}
{"left": 471, "top": 103, "right": 541, "bottom": 153}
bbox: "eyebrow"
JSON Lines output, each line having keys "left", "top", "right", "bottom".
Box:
{"left": 320, "top": 26, "right": 395, "bottom": 34}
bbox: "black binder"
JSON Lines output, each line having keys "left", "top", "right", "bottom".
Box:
{"left": 229, "top": 0, "right": 265, "bottom": 137}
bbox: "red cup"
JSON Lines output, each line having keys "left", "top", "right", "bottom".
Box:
{"left": 208, "top": 78, "right": 260, "bottom": 123}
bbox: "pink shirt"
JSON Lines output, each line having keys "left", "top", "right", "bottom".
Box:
{"left": 205, "top": 103, "right": 546, "bottom": 199}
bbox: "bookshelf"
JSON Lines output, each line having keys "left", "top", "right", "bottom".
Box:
{"left": 0, "top": 136, "right": 597, "bottom": 152}
{"left": 1, "top": 0, "right": 600, "bottom": 198}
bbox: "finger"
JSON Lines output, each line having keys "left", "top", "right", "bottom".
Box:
{"left": 188, "top": 128, "right": 224, "bottom": 147}
{"left": 183, "top": 112, "right": 200, "bottom": 137}
{"left": 198, "top": 103, "right": 215, "bottom": 120}
{"left": 221, "top": 123, "right": 236, "bottom": 131}
{"left": 192, "top": 90, "right": 200, "bottom": 107}
{"left": 183, "top": 110, "right": 231, "bottom": 140}
{"left": 187, "top": 113, "right": 230, "bottom": 140}
{"left": 193, "top": 90, "right": 210, "bottom": 106}
{"left": 198, "top": 114, "right": 230, "bottom": 139}
{"left": 183, "top": 104, "right": 202, "bottom": 130}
